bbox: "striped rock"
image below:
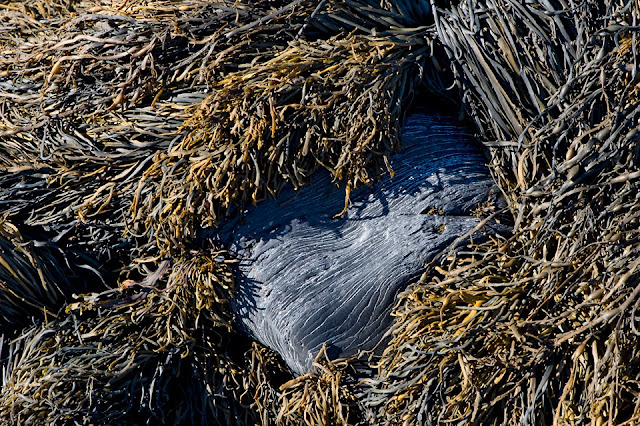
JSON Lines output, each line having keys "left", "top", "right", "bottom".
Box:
{"left": 220, "top": 111, "right": 504, "bottom": 374}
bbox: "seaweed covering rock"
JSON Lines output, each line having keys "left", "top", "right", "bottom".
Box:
{"left": 221, "top": 111, "right": 504, "bottom": 374}
{"left": 0, "top": 0, "right": 639, "bottom": 425}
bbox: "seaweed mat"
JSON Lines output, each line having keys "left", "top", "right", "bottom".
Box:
{"left": 0, "top": 0, "right": 639, "bottom": 425}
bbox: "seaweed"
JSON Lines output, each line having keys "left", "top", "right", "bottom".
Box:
{"left": 1, "top": 0, "right": 639, "bottom": 424}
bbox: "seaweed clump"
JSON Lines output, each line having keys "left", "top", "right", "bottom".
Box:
{"left": 366, "top": 1, "right": 640, "bottom": 424}
{"left": 0, "top": 0, "right": 639, "bottom": 425}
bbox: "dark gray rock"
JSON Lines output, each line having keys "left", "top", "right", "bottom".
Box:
{"left": 220, "top": 111, "right": 504, "bottom": 374}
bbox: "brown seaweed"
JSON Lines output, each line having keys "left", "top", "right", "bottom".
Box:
{"left": 1, "top": 0, "right": 639, "bottom": 425}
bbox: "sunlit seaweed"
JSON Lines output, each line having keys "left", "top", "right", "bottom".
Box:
{"left": 1, "top": 0, "right": 639, "bottom": 425}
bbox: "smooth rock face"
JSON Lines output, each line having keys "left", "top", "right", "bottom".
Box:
{"left": 221, "top": 111, "right": 502, "bottom": 374}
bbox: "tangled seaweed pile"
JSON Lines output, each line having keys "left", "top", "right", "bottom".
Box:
{"left": 367, "top": 2, "right": 640, "bottom": 425}
{"left": 1, "top": 0, "right": 639, "bottom": 424}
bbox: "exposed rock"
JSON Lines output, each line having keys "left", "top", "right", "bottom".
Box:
{"left": 221, "top": 111, "right": 505, "bottom": 374}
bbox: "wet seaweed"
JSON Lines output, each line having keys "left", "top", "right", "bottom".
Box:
{"left": 1, "top": 0, "right": 640, "bottom": 424}
{"left": 365, "top": 1, "right": 640, "bottom": 425}
{"left": 0, "top": 251, "right": 259, "bottom": 425}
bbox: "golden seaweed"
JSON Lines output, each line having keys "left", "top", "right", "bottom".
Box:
{"left": 1, "top": 0, "right": 640, "bottom": 425}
